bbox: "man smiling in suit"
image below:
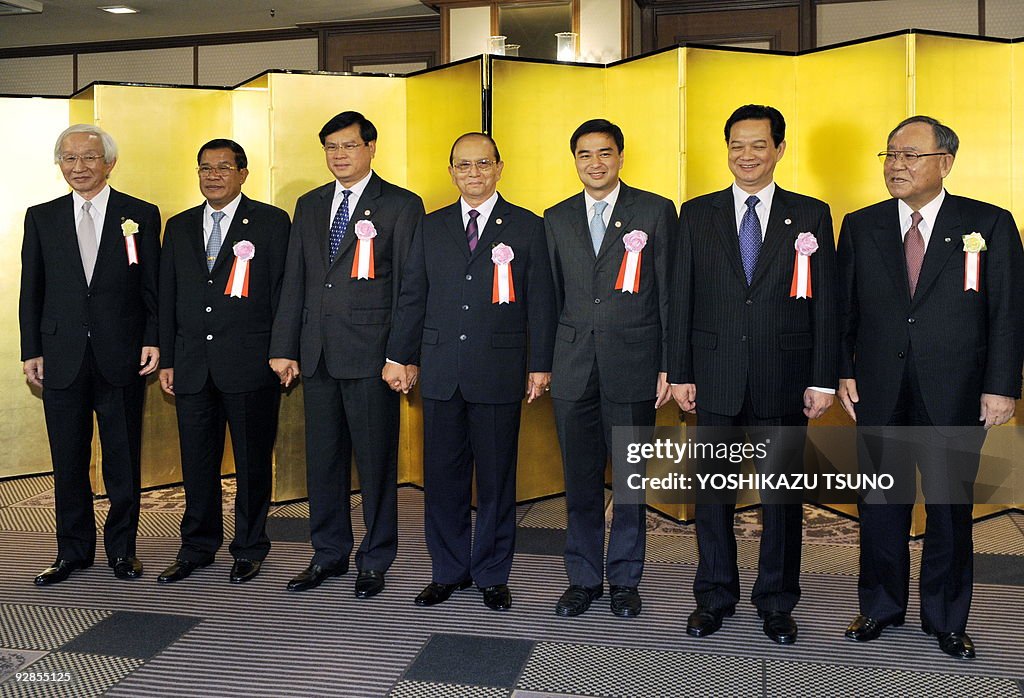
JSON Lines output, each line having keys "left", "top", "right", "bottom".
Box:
{"left": 545, "top": 119, "right": 677, "bottom": 619}
{"left": 839, "top": 116, "right": 1024, "bottom": 659}
{"left": 270, "top": 112, "right": 424, "bottom": 598}
{"left": 669, "top": 105, "right": 838, "bottom": 644}
{"left": 385, "top": 132, "right": 555, "bottom": 611}
{"left": 20, "top": 124, "right": 160, "bottom": 585}
{"left": 156, "top": 139, "right": 290, "bottom": 585}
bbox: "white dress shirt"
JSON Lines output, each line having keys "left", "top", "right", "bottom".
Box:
{"left": 732, "top": 181, "right": 775, "bottom": 240}
{"left": 203, "top": 193, "right": 243, "bottom": 247}
{"left": 72, "top": 185, "right": 110, "bottom": 246}
{"left": 461, "top": 191, "right": 499, "bottom": 238}
{"left": 584, "top": 182, "right": 621, "bottom": 228}
{"left": 898, "top": 189, "right": 945, "bottom": 248}
{"left": 330, "top": 170, "right": 374, "bottom": 228}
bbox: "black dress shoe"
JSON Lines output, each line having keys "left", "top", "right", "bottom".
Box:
{"left": 609, "top": 585, "right": 642, "bottom": 618}
{"left": 230, "top": 559, "right": 261, "bottom": 584}
{"left": 555, "top": 584, "right": 604, "bottom": 617}
{"left": 686, "top": 605, "right": 735, "bottom": 638}
{"left": 286, "top": 562, "right": 348, "bottom": 592}
{"left": 34, "top": 559, "right": 92, "bottom": 586}
{"left": 481, "top": 584, "right": 512, "bottom": 611}
{"left": 921, "top": 622, "right": 975, "bottom": 659}
{"left": 157, "top": 558, "right": 211, "bottom": 583}
{"left": 845, "top": 614, "right": 905, "bottom": 642}
{"left": 354, "top": 570, "right": 385, "bottom": 599}
{"left": 758, "top": 610, "right": 798, "bottom": 644}
{"left": 110, "top": 557, "right": 143, "bottom": 580}
{"left": 415, "top": 579, "right": 472, "bottom": 606}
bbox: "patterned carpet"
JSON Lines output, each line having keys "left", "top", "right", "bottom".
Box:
{"left": 0, "top": 474, "right": 1022, "bottom": 697}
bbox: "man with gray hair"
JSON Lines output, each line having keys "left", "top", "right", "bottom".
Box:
{"left": 20, "top": 124, "right": 161, "bottom": 585}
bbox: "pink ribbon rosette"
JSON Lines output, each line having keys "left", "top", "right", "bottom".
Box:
{"left": 615, "top": 230, "right": 648, "bottom": 293}
{"left": 491, "top": 243, "right": 516, "bottom": 304}
{"left": 789, "top": 232, "right": 818, "bottom": 299}
{"left": 225, "top": 240, "right": 254, "bottom": 298}
{"left": 121, "top": 218, "right": 140, "bottom": 265}
{"left": 350, "top": 220, "right": 377, "bottom": 280}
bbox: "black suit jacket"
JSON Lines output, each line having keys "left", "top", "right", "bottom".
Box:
{"left": 668, "top": 185, "right": 839, "bottom": 418}
{"left": 20, "top": 188, "right": 161, "bottom": 390}
{"left": 837, "top": 193, "right": 1024, "bottom": 426}
{"left": 387, "top": 195, "right": 556, "bottom": 404}
{"left": 159, "top": 195, "right": 290, "bottom": 394}
{"left": 544, "top": 182, "right": 677, "bottom": 403}
{"left": 270, "top": 173, "right": 424, "bottom": 379}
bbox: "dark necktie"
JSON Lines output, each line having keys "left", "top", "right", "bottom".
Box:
{"left": 207, "top": 210, "right": 225, "bottom": 272}
{"left": 467, "top": 209, "right": 480, "bottom": 253}
{"left": 905, "top": 211, "right": 925, "bottom": 297}
{"left": 329, "top": 189, "right": 352, "bottom": 264}
{"left": 738, "top": 195, "right": 762, "bottom": 285}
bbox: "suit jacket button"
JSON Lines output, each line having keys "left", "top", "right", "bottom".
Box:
{"left": 459, "top": 334, "right": 467, "bottom": 341}
{"left": 907, "top": 317, "right": 915, "bottom": 324}
{"left": 745, "top": 299, "right": 753, "bottom": 305}
{"left": 465, "top": 274, "right": 472, "bottom": 281}
{"left": 205, "top": 307, "right": 212, "bottom": 313}
{"left": 325, "top": 283, "right": 333, "bottom": 289}
{"left": 741, "top": 335, "right": 748, "bottom": 342}
{"left": 207, "top": 279, "right": 214, "bottom": 285}
{"left": 207, "top": 334, "right": 213, "bottom": 341}
{"left": 594, "top": 298, "right": 601, "bottom": 304}
{"left": 462, "top": 305, "right": 469, "bottom": 311}
{"left": 897, "top": 351, "right": 905, "bottom": 359}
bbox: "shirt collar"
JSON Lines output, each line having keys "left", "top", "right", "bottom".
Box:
{"left": 584, "top": 182, "right": 621, "bottom": 216}
{"left": 72, "top": 184, "right": 110, "bottom": 213}
{"left": 732, "top": 181, "right": 775, "bottom": 212}
{"left": 461, "top": 191, "right": 499, "bottom": 221}
{"left": 334, "top": 170, "right": 373, "bottom": 199}
{"left": 205, "top": 193, "right": 243, "bottom": 222}
{"left": 897, "top": 189, "right": 946, "bottom": 232}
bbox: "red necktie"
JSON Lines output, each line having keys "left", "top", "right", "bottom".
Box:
{"left": 905, "top": 211, "right": 924, "bottom": 297}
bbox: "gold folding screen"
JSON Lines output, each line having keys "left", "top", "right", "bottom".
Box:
{"left": 3, "top": 34, "right": 1021, "bottom": 514}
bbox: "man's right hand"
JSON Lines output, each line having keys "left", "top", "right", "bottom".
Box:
{"left": 270, "top": 358, "right": 300, "bottom": 387}
{"left": 159, "top": 368, "right": 175, "bottom": 396}
{"left": 382, "top": 362, "right": 412, "bottom": 393}
{"left": 670, "top": 383, "right": 696, "bottom": 412}
{"left": 838, "top": 378, "right": 858, "bottom": 421}
{"left": 23, "top": 357, "right": 43, "bottom": 388}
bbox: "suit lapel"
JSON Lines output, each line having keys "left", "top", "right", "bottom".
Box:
{"left": 473, "top": 194, "right": 512, "bottom": 262}
{"left": 912, "top": 195, "right": 961, "bottom": 306}
{"left": 58, "top": 194, "right": 89, "bottom": 289}
{"left": 210, "top": 196, "right": 252, "bottom": 275}
{"left": 711, "top": 187, "right": 746, "bottom": 283}
{"left": 569, "top": 193, "right": 595, "bottom": 261}
{"left": 443, "top": 201, "right": 472, "bottom": 261}
{"left": 869, "top": 199, "right": 911, "bottom": 302}
{"left": 314, "top": 182, "right": 334, "bottom": 271}
{"left": 186, "top": 205, "right": 207, "bottom": 274}
{"left": 598, "top": 183, "right": 633, "bottom": 261}
{"left": 749, "top": 187, "right": 793, "bottom": 289}
{"left": 330, "top": 174, "right": 378, "bottom": 271}
{"left": 92, "top": 189, "right": 125, "bottom": 289}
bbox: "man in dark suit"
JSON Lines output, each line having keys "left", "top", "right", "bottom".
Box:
{"left": 270, "top": 112, "right": 424, "bottom": 598}
{"left": 20, "top": 124, "right": 160, "bottom": 585}
{"left": 668, "top": 105, "right": 838, "bottom": 644}
{"left": 544, "top": 119, "right": 676, "bottom": 619}
{"left": 385, "top": 132, "right": 555, "bottom": 611}
{"left": 839, "top": 116, "right": 1023, "bottom": 659}
{"left": 156, "top": 139, "right": 289, "bottom": 585}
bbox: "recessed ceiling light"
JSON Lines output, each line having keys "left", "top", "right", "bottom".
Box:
{"left": 99, "top": 5, "right": 139, "bottom": 13}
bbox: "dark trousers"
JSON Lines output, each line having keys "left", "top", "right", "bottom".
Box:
{"left": 421, "top": 389, "right": 521, "bottom": 587}
{"left": 553, "top": 360, "right": 651, "bottom": 588}
{"left": 42, "top": 343, "right": 144, "bottom": 563}
{"left": 857, "top": 360, "right": 983, "bottom": 633}
{"left": 302, "top": 358, "right": 398, "bottom": 572}
{"left": 693, "top": 392, "right": 806, "bottom": 613}
{"left": 174, "top": 376, "right": 279, "bottom": 563}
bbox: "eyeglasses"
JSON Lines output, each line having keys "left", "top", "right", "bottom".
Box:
{"left": 453, "top": 159, "right": 496, "bottom": 173}
{"left": 323, "top": 142, "right": 367, "bottom": 154}
{"left": 59, "top": 154, "right": 105, "bottom": 165}
{"left": 197, "top": 164, "right": 239, "bottom": 177}
{"left": 877, "top": 151, "right": 950, "bottom": 164}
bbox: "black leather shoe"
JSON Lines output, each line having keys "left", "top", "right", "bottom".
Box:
{"left": 609, "top": 585, "right": 642, "bottom": 618}
{"left": 110, "top": 557, "right": 143, "bottom": 580}
{"left": 415, "top": 579, "right": 472, "bottom": 606}
{"left": 555, "top": 584, "right": 604, "bottom": 617}
{"left": 286, "top": 562, "right": 348, "bottom": 592}
{"left": 481, "top": 584, "right": 512, "bottom": 611}
{"left": 230, "top": 559, "right": 261, "bottom": 584}
{"left": 758, "top": 609, "right": 798, "bottom": 644}
{"left": 354, "top": 570, "right": 385, "bottom": 599}
{"left": 922, "top": 622, "right": 975, "bottom": 659}
{"left": 686, "top": 605, "right": 735, "bottom": 638}
{"left": 34, "top": 559, "right": 92, "bottom": 586}
{"left": 845, "top": 614, "right": 905, "bottom": 642}
{"left": 157, "top": 558, "right": 211, "bottom": 583}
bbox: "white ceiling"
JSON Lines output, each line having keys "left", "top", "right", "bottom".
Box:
{"left": 0, "top": 0, "right": 434, "bottom": 49}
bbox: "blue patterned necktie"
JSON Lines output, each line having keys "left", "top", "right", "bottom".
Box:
{"left": 329, "top": 189, "right": 352, "bottom": 264}
{"left": 738, "top": 195, "right": 762, "bottom": 285}
{"left": 590, "top": 200, "right": 608, "bottom": 255}
{"left": 207, "top": 210, "right": 225, "bottom": 272}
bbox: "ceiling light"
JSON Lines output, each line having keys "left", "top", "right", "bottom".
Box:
{"left": 99, "top": 5, "right": 138, "bottom": 13}
{"left": 0, "top": 0, "right": 43, "bottom": 15}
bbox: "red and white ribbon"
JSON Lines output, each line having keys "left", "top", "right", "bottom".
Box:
{"left": 789, "top": 232, "right": 818, "bottom": 299}
{"left": 351, "top": 220, "right": 377, "bottom": 279}
{"left": 964, "top": 251, "right": 980, "bottom": 291}
{"left": 491, "top": 243, "right": 516, "bottom": 304}
{"left": 615, "top": 230, "right": 648, "bottom": 294}
{"left": 225, "top": 240, "right": 254, "bottom": 298}
{"left": 124, "top": 236, "right": 138, "bottom": 265}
